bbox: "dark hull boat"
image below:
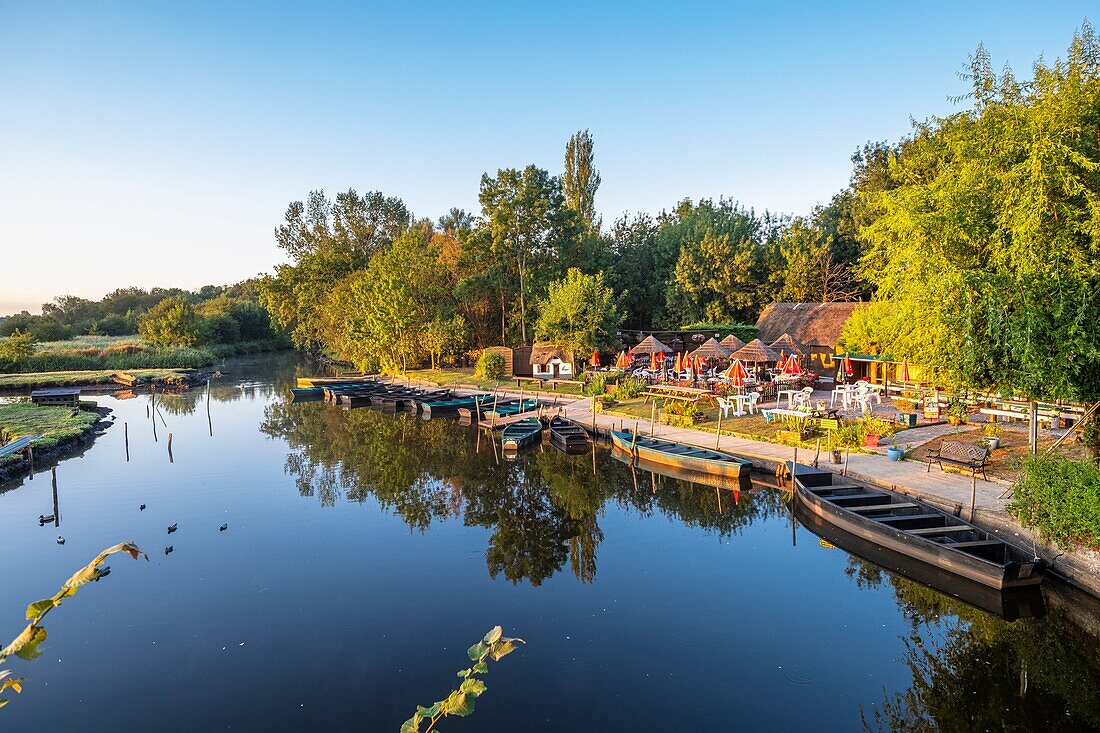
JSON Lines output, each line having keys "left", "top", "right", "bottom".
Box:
{"left": 482, "top": 399, "right": 540, "bottom": 420}
{"left": 610, "top": 431, "right": 752, "bottom": 479}
{"left": 420, "top": 394, "right": 494, "bottom": 418}
{"left": 791, "top": 463, "right": 1045, "bottom": 591}
{"left": 290, "top": 386, "right": 325, "bottom": 401}
{"left": 548, "top": 416, "right": 589, "bottom": 452}
{"left": 373, "top": 389, "right": 450, "bottom": 411}
{"left": 502, "top": 417, "right": 543, "bottom": 452}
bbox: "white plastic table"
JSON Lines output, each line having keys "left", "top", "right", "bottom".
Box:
{"left": 777, "top": 389, "right": 802, "bottom": 409}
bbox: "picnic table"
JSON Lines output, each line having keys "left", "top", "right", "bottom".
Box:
{"left": 643, "top": 385, "right": 711, "bottom": 403}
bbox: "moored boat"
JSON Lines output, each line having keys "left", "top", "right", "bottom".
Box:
{"left": 290, "top": 386, "right": 326, "bottom": 401}
{"left": 548, "top": 416, "right": 589, "bottom": 452}
{"left": 502, "top": 417, "right": 543, "bottom": 452}
{"left": 791, "top": 462, "right": 1045, "bottom": 590}
{"left": 420, "top": 394, "right": 494, "bottom": 418}
{"left": 609, "top": 431, "right": 752, "bottom": 479}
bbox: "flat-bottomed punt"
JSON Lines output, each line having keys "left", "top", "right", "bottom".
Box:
{"left": 791, "top": 463, "right": 1044, "bottom": 590}
{"left": 502, "top": 417, "right": 543, "bottom": 452}
{"left": 420, "top": 394, "right": 494, "bottom": 419}
{"left": 610, "top": 431, "right": 752, "bottom": 479}
{"left": 548, "top": 416, "right": 589, "bottom": 452}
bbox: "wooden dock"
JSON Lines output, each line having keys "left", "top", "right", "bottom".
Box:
{"left": 30, "top": 388, "right": 81, "bottom": 407}
{"left": 478, "top": 406, "right": 563, "bottom": 431}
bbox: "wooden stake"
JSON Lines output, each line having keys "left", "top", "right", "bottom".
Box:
{"left": 167, "top": 432, "right": 174, "bottom": 463}
{"left": 124, "top": 421, "right": 129, "bottom": 462}
{"left": 650, "top": 401, "right": 656, "bottom": 437}
{"left": 51, "top": 467, "right": 59, "bottom": 527}
{"left": 792, "top": 445, "right": 798, "bottom": 493}
{"left": 970, "top": 473, "right": 978, "bottom": 522}
{"left": 715, "top": 409, "right": 723, "bottom": 450}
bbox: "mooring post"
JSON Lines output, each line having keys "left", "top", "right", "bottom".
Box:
{"left": 650, "top": 401, "right": 656, "bottom": 437}
{"left": 124, "top": 421, "right": 129, "bottom": 462}
{"left": 168, "top": 432, "right": 174, "bottom": 463}
{"left": 970, "top": 473, "right": 978, "bottom": 522}
{"left": 792, "top": 445, "right": 798, "bottom": 493}
{"left": 51, "top": 467, "right": 59, "bottom": 526}
{"left": 715, "top": 409, "right": 722, "bottom": 450}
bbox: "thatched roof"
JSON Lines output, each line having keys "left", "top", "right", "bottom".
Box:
{"left": 719, "top": 334, "right": 746, "bottom": 352}
{"left": 529, "top": 344, "right": 573, "bottom": 365}
{"left": 769, "top": 332, "right": 808, "bottom": 357}
{"left": 690, "top": 337, "right": 732, "bottom": 360}
{"left": 755, "top": 302, "right": 862, "bottom": 348}
{"left": 731, "top": 338, "right": 781, "bottom": 363}
{"left": 630, "top": 334, "right": 671, "bottom": 354}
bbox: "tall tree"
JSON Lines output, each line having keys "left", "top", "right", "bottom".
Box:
{"left": 562, "top": 129, "right": 601, "bottom": 232}
{"left": 534, "top": 268, "right": 623, "bottom": 357}
{"left": 478, "top": 165, "right": 580, "bottom": 344}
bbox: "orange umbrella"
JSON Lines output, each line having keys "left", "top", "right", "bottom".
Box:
{"left": 626, "top": 348, "right": 634, "bottom": 361}
{"left": 843, "top": 353, "right": 853, "bottom": 377}
{"left": 685, "top": 354, "right": 695, "bottom": 378}
{"left": 726, "top": 358, "right": 748, "bottom": 387}
{"left": 649, "top": 351, "right": 659, "bottom": 371}
{"left": 782, "top": 354, "right": 804, "bottom": 376}
{"left": 899, "top": 359, "right": 910, "bottom": 382}
{"left": 674, "top": 352, "right": 683, "bottom": 373}
{"left": 615, "top": 351, "right": 625, "bottom": 369}
{"left": 776, "top": 349, "right": 786, "bottom": 369}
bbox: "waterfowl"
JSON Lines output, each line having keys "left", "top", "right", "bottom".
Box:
{"left": 167, "top": 523, "right": 178, "bottom": 534}
{"left": 164, "top": 546, "right": 173, "bottom": 555}
{"left": 56, "top": 536, "right": 65, "bottom": 545}
{"left": 219, "top": 523, "right": 228, "bottom": 532}
{"left": 140, "top": 504, "right": 147, "bottom": 511}
{"left": 38, "top": 514, "right": 56, "bottom": 525}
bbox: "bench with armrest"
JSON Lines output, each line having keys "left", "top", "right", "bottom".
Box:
{"left": 926, "top": 440, "right": 989, "bottom": 481}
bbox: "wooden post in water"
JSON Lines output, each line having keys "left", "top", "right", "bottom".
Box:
{"left": 791, "top": 445, "right": 798, "bottom": 493}
{"left": 167, "top": 433, "right": 174, "bottom": 463}
{"left": 27, "top": 446, "right": 33, "bottom": 477}
{"left": 592, "top": 393, "right": 597, "bottom": 433}
{"left": 124, "top": 422, "right": 129, "bottom": 462}
{"left": 970, "top": 473, "right": 978, "bottom": 522}
{"left": 51, "top": 467, "right": 59, "bottom": 527}
{"left": 206, "top": 379, "right": 213, "bottom": 437}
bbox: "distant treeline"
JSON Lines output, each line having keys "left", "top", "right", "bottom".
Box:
{"left": 0, "top": 280, "right": 277, "bottom": 345}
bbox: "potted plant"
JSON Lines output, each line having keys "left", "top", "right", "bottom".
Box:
{"left": 886, "top": 444, "right": 906, "bottom": 461}
{"left": 945, "top": 398, "right": 968, "bottom": 426}
{"left": 982, "top": 422, "right": 1002, "bottom": 450}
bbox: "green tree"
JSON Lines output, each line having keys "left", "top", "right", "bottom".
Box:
{"left": 779, "top": 217, "right": 861, "bottom": 302}
{"left": 534, "top": 268, "right": 622, "bottom": 357}
{"left": 857, "top": 25, "right": 1100, "bottom": 403}
{"left": 138, "top": 297, "right": 203, "bottom": 348}
{"left": 0, "top": 329, "right": 36, "bottom": 363}
{"left": 479, "top": 165, "right": 580, "bottom": 344}
{"left": 562, "top": 129, "right": 601, "bottom": 232}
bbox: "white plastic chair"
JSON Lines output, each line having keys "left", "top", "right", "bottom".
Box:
{"left": 747, "top": 392, "right": 760, "bottom": 414}
{"left": 716, "top": 396, "right": 733, "bottom": 418}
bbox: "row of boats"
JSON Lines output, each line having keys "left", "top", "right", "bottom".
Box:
{"left": 294, "top": 374, "right": 1048, "bottom": 605}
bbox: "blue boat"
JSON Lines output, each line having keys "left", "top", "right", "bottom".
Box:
{"left": 501, "top": 417, "right": 543, "bottom": 452}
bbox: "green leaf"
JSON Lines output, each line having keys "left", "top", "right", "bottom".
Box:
{"left": 449, "top": 691, "right": 475, "bottom": 717}
{"left": 460, "top": 678, "right": 487, "bottom": 697}
{"left": 25, "top": 599, "right": 54, "bottom": 621}
{"left": 13, "top": 627, "right": 47, "bottom": 661}
{"left": 457, "top": 667, "right": 471, "bottom": 678}
{"left": 417, "top": 702, "right": 441, "bottom": 718}
{"left": 489, "top": 639, "right": 521, "bottom": 661}
{"left": 0, "top": 698, "right": 9, "bottom": 709}
{"left": 472, "top": 661, "right": 488, "bottom": 674}
{"left": 467, "top": 641, "right": 488, "bottom": 661}
{"left": 483, "top": 626, "right": 503, "bottom": 645}
{"left": 399, "top": 715, "right": 421, "bottom": 733}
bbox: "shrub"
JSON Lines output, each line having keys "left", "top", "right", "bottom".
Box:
{"left": 585, "top": 374, "right": 608, "bottom": 397}
{"left": 612, "top": 376, "right": 647, "bottom": 401}
{"left": 833, "top": 421, "right": 863, "bottom": 449}
{"left": 1009, "top": 455, "right": 1100, "bottom": 550}
{"left": 0, "top": 329, "right": 36, "bottom": 363}
{"left": 474, "top": 350, "right": 506, "bottom": 381}
{"left": 139, "top": 297, "right": 203, "bottom": 347}
{"left": 679, "top": 322, "right": 757, "bottom": 342}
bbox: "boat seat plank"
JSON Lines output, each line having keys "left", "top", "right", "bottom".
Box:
{"left": 908, "top": 525, "right": 973, "bottom": 536}
{"left": 848, "top": 502, "right": 919, "bottom": 513}
{"left": 872, "top": 513, "right": 943, "bottom": 524}
{"left": 945, "top": 540, "right": 1002, "bottom": 549}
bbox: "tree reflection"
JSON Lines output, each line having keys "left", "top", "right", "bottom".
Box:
{"left": 851, "top": 559, "right": 1100, "bottom": 732}
{"left": 260, "top": 398, "right": 781, "bottom": 586}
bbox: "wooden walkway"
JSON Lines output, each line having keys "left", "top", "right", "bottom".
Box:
{"left": 0, "top": 435, "right": 40, "bottom": 458}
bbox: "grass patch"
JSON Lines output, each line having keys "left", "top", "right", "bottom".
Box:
{"left": 0, "top": 401, "right": 100, "bottom": 465}
{"left": 2, "top": 338, "right": 289, "bottom": 374}
{"left": 0, "top": 368, "right": 192, "bottom": 389}
{"left": 1008, "top": 455, "right": 1100, "bottom": 550}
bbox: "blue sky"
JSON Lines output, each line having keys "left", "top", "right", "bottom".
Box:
{"left": 0, "top": 2, "right": 1094, "bottom": 313}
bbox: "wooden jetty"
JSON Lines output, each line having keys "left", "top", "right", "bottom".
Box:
{"left": 791, "top": 462, "right": 1044, "bottom": 590}
{"left": 610, "top": 430, "right": 752, "bottom": 479}
{"left": 0, "top": 435, "right": 40, "bottom": 459}
{"left": 30, "top": 388, "right": 81, "bottom": 407}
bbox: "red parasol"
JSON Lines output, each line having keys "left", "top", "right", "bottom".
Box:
{"left": 776, "top": 349, "right": 786, "bottom": 369}
{"left": 899, "top": 359, "right": 910, "bottom": 383}
{"left": 591, "top": 350, "right": 600, "bottom": 367}
{"left": 626, "top": 348, "right": 634, "bottom": 361}
{"left": 782, "top": 354, "right": 804, "bottom": 376}
{"left": 725, "top": 359, "right": 748, "bottom": 387}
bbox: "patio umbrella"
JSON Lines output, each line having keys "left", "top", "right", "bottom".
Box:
{"left": 843, "top": 353, "right": 853, "bottom": 377}
{"left": 725, "top": 359, "right": 748, "bottom": 387}
{"left": 782, "top": 354, "right": 804, "bottom": 376}
{"left": 899, "top": 359, "right": 910, "bottom": 383}
{"left": 626, "top": 348, "right": 634, "bottom": 362}
{"left": 731, "top": 339, "right": 781, "bottom": 365}
{"left": 690, "top": 337, "right": 732, "bottom": 361}
{"left": 591, "top": 350, "right": 600, "bottom": 367}
{"left": 631, "top": 335, "right": 671, "bottom": 355}
{"left": 719, "top": 334, "right": 746, "bottom": 352}
{"left": 776, "top": 350, "right": 786, "bottom": 369}
{"left": 674, "top": 352, "right": 683, "bottom": 373}
{"left": 649, "top": 351, "right": 660, "bottom": 371}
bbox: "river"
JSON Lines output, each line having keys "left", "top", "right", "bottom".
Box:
{"left": 1, "top": 354, "right": 1097, "bottom": 731}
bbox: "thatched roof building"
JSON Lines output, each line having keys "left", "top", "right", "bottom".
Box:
{"left": 690, "top": 337, "right": 732, "bottom": 360}
{"left": 719, "top": 334, "right": 746, "bottom": 352}
{"left": 529, "top": 344, "right": 574, "bottom": 365}
{"left": 631, "top": 335, "right": 672, "bottom": 354}
{"left": 756, "top": 302, "right": 860, "bottom": 350}
{"left": 731, "top": 339, "right": 781, "bottom": 364}
{"left": 770, "top": 332, "right": 808, "bottom": 357}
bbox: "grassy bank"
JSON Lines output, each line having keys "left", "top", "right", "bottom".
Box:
{"left": 0, "top": 368, "right": 193, "bottom": 390}
{"left": 0, "top": 402, "right": 102, "bottom": 468}
{"left": 1, "top": 337, "right": 290, "bottom": 374}
{"left": 1009, "top": 455, "right": 1100, "bottom": 551}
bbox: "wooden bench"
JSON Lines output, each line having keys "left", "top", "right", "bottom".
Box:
{"left": 514, "top": 376, "right": 546, "bottom": 389}
{"left": 926, "top": 440, "right": 990, "bottom": 481}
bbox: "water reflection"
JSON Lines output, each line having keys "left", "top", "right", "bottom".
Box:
{"left": 261, "top": 399, "right": 784, "bottom": 586}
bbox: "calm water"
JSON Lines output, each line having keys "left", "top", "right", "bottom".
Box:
{"left": 1, "top": 355, "right": 1098, "bottom": 732}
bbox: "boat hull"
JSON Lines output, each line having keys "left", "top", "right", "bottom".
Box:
{"left": 610, "top": 431, "right": 751, "bottom": 479}
{"left": 793, "top": 465, "right": 1043, "bottom": 590}
{"left": 502, "top": 419, "right": 543, "bottom": 452}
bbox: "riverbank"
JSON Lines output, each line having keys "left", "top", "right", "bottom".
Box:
{"left": 0, "top": 368, "right": 201, "bottom": 391}
{"left": 0, "top": 401, "right": 111, "bottom": 484}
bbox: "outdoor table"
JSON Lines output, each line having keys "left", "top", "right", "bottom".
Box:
{"left": 777, "top": 389, "right": 802, "bottom": 409}
{"left": 831, "top": 384, "right": 856, "bottom": 408}
{"left": 731, "top": 393, "right": 753, "bottom": 416}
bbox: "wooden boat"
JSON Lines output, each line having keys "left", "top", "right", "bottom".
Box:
{"left": 290, "top": 386, "right": 326, "bottom": 401}
{"left": 295, "top": 375, "right": 371, "bottom": 388}
{"left": 609, "top": 431, "right": 752, "bottom": 479}
{"left": 470, "top": 398, "right": 540, "bottom": 421}
{"left": 374, "top": 389, "right": 450, "bottom": 411}
{"left": 502, "top": 417, "right": 543, "bottom": 452}
{"left": 548, "top": 416, "right": 589, "bottom": 452}
{"left": 791, "top": 462, "right": 1044, "bottom": 590}
{"left": 420, "top": 394, "right": 494, "bottom": 418}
